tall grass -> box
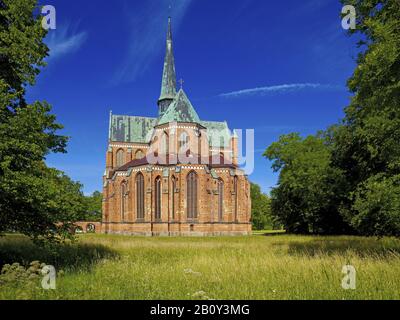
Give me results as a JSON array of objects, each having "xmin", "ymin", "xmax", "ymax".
[{"xmin": 1, "ymin": 233, "xmax": 400, "ymax": 300}]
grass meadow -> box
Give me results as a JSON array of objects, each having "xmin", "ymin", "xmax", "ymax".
[{"xmin": 1, "ymin": 232, "xmax": 400, "ymax": 300}]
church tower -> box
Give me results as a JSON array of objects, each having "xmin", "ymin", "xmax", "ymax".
[
  {"xmin": 158, "ymin": 17, "xmax": 177, "ymax": 117},
  {"xmin": 102, "ymin": 17, "xmax": 252, "ymax": 237}
]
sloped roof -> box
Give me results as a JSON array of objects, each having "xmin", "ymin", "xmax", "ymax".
[
  {"xmin": 109, "ymin": 115, "xmax": 157, "ymax": 143},
  {"xmin": 158, "ymin": 89, "xmax": 201, "ymax": 125},
  {"xmin": 201, "ymin": 120, "xmax": 232, "ymax": 148},
  {"xmin": 114, "ymin": 156, "xmax": 149, "ymax": 171},
  {"xmin": 108, "ymin": 18, "xmax": 234, "ymax": 148},
  {"xmin": 109, "ymin": 108, "xmax": 232, "ymax": 147},
  {"xmin": 159, "ymin": 17, "xmax": 177, "ymax": 102},
  {"xmin": 113, "ymin": 153, "xmax": 236, "ymax": 174}
]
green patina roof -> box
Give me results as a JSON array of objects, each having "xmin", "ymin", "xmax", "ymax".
[
  {"xmin": 158, "ymin": 89, "xmax": 201, "ymax": 125},
  {"xmin": 159, "ymin": 17, "xmax": 177, "ymax": 102},
  {"xmin": 108, "ymin": 18, "xmax": 233, "ymax": 148},
  {"xmin": 109, "ymin": 114, "xmax": 157, "ymax": 143},
  {"xmin": 162, "ymin": 168, "xmax": 169, "ymax": 177},
  {"xmin": 201, "ymin": 120, "xmax": 232, "ymax": 148},
  {"xmin": 109, "ymin": 104, "xmax": 232, "ymax": 147},
  {"xmin": 210, "ymin": 169, "xmax": 219, "ymax": 179}
]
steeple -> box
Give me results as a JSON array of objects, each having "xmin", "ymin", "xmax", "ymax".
[{"xmin": 158, "ymin": 17, "xmax": 177, "ymax": 117}]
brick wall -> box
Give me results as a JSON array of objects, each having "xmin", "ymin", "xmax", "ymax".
[{"xmin": 101, "ymin": 123, "xmax": 252, "ymax": 236}]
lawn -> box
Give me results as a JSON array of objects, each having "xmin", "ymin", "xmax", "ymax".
[{"xmin": 1, "ymin": 233, "xmax": 400, "ymax": 300}]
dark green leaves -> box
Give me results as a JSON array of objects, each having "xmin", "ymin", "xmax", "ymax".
[
  {"xmin": 265, "ymin": 1, "xmax": 400, "ymax": 236},
  {"xmin": 0, "ymin": 1, "xmax": 86, "ymax": 242}
]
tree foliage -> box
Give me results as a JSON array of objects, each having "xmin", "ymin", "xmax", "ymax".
[
  {"xmin": 264, "ymin": 0, "xmax": 400, "ymax": 236},
  {"xmin": 349, "ymin": 174, "xmax": 400, "ymax": 236},
  {"xmin": 0, "ymin": 0, "xmax": 48, "ymax": 108},
  {"xmin": 0, "ymin": 0, "xmax": 86, "ymax": 242},
  {"xmin": 250, "ymin": 183, "xmax": 272, "ymax": 230},
  {"xmin": 333, "ymin": 0, "xmax": 400, "ymax": 235},
  {"xmin": 81, "ymin": 191, "xmax": 103, "ymax": 222},
  {"xmin": 265, "ymin": 133, "xmax": 351, "ymax": 234}
]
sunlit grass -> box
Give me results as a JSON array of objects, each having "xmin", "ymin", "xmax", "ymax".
[{"xmin": 1, "ymin": 233, "xmax": 400, "ymax": 300}]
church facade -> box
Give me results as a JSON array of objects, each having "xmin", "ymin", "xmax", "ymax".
[{"xmin": 101, "ymin": 18, "xmax": 251, "ymax": 236}]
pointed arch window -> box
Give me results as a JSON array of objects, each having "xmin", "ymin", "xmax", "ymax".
[
  {"xmin": 152, "ymin": 136, "xmax": 159, "ymax": 158},
  {"xmin": 155, "ymin": 176, "xmax": 162, "ymax": 220},
  {"xmin": 136, "ymin": 173, "xmax": 145, "ymax": 220},
  {"xmin": 171, "ymin": 176, "xmax": 176, "ymax": 220},
  {"xmin": 135, "ymin": 149, "xmax": 144, "ymax": 160},
  {"xmin": 219, "ymin": 152, "xmax": 225, "ymax": 165},
  {"xmin": 234, "ymin": 176, "xmax": 238, "ymax": 221},
  {"xmin": 218, "ymin": 179, "xmax": 224, "ymax": 221},
  {"xmin": 162, "ymin": 132, "xmax": 169, "ymax": 164},
  {"xmin": 187, "ymin": 171, "xmax": 198, "ymax": 219},
  {"xmin": 220, "ymin": 136, "xmax": 226, "ymax": 148},
  {"xmin": 116, "ymin": 149, "xmax": 125, "ymax": 167},
  {"xmin": 179, "ymin": 132, "xmax": 189, "ymax": 150},
  {"xmin": 120, "ymin": 182, "xmax": 127, "ymax": 221}
]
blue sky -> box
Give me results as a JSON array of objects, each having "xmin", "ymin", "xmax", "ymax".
[{"xmin": 27, "ymin": 0, "xmax": 358, "ymax": 195}]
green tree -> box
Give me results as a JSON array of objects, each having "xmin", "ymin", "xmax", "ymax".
[
  {"xmin": 0, "ymin": 0, "xmax": 48, "ymax": 109},
  {"xmin": 264, "ymin": 133, "xmax": 351, "ymax": 234},
  {"xmin": 81, "ymin": 191, "xmax": 103, "ymax": 222},
  {"xmin": 350, "ymin": 174, "xmax": 400, "ymax": 236},
  {"xmin": 250, "ymin": 183, "xmax": 272, "ymax": 230},
  {"xmin": 0, "ymin": 0, "xmax": 86, "ymax": 242},
  {"xmin": 333, "ymin": 0, "xmax": 400, "ymax": 236},
  {"xmin": 264, "ymin": 1, "xmax": 400, "ymax": 236}
]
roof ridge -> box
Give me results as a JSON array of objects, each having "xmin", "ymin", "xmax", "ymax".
[{"xmin": 112, "ymin": 114, "xmax": 157, "ymax": 119}]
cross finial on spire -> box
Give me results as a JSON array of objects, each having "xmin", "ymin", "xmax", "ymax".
[
  {"xmin": 167, "ymin": 16, "xmax": 172, "ymax": 41},
  {"xmin": 179, "ymin": 78, "xmax": 184, "ymax": 90}
]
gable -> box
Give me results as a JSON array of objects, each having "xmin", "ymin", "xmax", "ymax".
[{"xmin": 201, "ymin": 120, "xmax": 232, "ymax": 148}]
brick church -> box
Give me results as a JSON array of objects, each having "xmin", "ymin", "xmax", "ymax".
[{"xmin": 101, "ymin": 18, "xmax": 251, "ymax": 236}]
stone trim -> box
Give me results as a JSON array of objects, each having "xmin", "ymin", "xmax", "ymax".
[
  {"xmin": 109, "ymin": 143, "xmax": 150, "ymax": 149},
  {"xmin": 114, "ymin": 164, "xmax": 217, "ymax": 176},
  {"xmin": 155, "ymin": 125, "xmax": 200, "ymax": 131},
  {"xmin": 210, "ymin": 149, "xmax": 233, "ymax": 153}
]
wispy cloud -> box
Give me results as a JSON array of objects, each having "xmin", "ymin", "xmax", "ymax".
[
  {"xmin": 219, "ymin": 83, "xmax": 344, "ymax": 98},
  {"xmin": 112, "ymin": 0, "xmax": 193, "ymax": 85},
  {"xmin": 255, "ymin": 125, "xmax": 320, "ymax": 133},
  {"xmin": 45, "ymin": 24, "xmax": 88, "ymax": 60}
]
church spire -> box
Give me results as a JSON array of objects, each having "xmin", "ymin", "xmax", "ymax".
[{"xmin": 158, "ymin": 17, "xmax": 177, "ymax": 117}]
